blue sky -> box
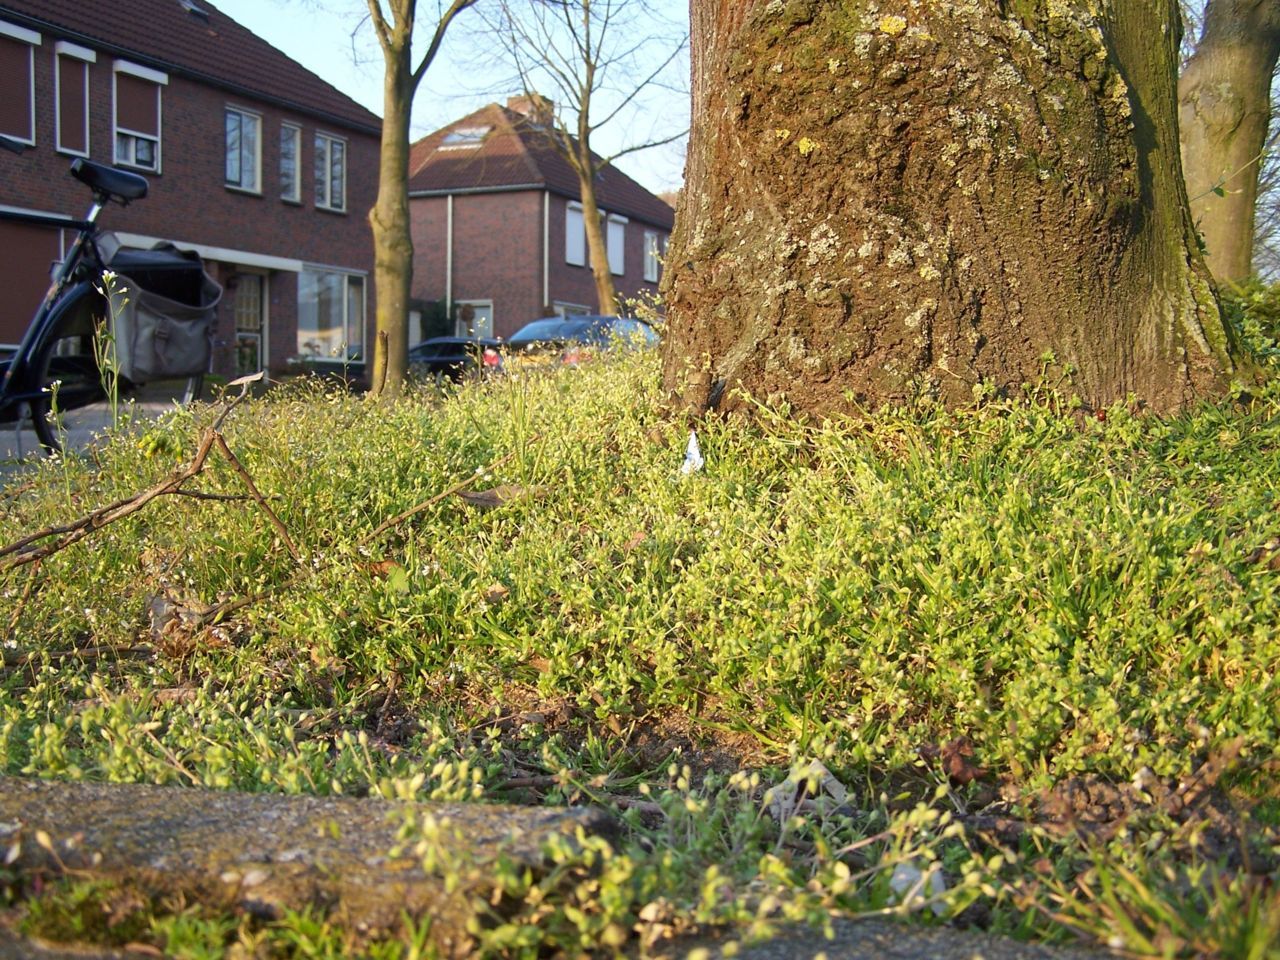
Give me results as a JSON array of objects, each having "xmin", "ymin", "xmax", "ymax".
[{"xmin": 212, "ymin": 0, "xmax": 689, "ymax": 194}]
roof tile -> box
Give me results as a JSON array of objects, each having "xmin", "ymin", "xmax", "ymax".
[
  {"xmin": 409, "ymin": 103, "xmax": 674, "ymax": 229},
  {"xmin": 0, "ymin": 0, "xmax": 379, "ymax": 132}
]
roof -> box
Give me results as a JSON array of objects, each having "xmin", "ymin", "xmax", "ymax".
[
  {"xmin": 408, "ymin": 103, "xmax": 675, "ymax": 230},
  {"xmin": 0, "ymin": 0, "xmax": 379, "ymax": 134}
]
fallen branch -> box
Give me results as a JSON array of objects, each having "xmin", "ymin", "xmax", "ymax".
[
  {"xmin": 213, "ymin": 434, "xmax": 302, "ymax": 564},
  {"xmin": 1, "ymin": 645, "xmax": 153, "ymax": 669},
  {"xmin": 2, "ymin": 377, "xmax": 538, "ymax": 636},
  {"xmin": 0, "ymin": 479, "xmax": 37, "ymax": 502},
  {"xmin": 0, "ymin": 429, "xmax": 220, "ymax": 571},
  {"xmin": 360, "ymin": 449, "xmax": 521, "ymax": 547},
  {"xmin": 193, "ymin": 444, "xmax": 531, "ymax": 626},
  {"xmin": 169, "ymin": 490, "xmax": 262, "ymax": 503},
  {"xmin": 5, "ymin": 559, "xmax": 40, "ymax": 634},
  {"xmin": 0, "ymin": 383, "xmax": 257, "ymax": 573}
]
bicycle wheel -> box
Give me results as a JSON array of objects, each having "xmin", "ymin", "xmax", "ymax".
[{"xmin": 28, "ymin": 284, "xmax": 110, "ymax": 452}]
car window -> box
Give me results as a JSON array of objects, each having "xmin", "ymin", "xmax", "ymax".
[{"xmin": 510, "ymin": 319, "xmax": 571, "ymax": 342}]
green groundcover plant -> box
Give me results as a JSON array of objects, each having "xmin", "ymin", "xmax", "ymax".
[{"xmin": 1, "ymin": 303, "xmax": 1278, "ymax": 958}]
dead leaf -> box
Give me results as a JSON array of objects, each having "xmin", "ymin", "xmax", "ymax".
[
  {"xmin": 153, "ymin": 687, "xmax": 198, "ymax": 705},
  {"xmin": 646, "ymin": 427, "xmax": 669, "ymax": 447},
  {"xmin": 623, "ymin": 530, "xmax": 647, "ymax": 552},
  {"xmin": 924, "ymin": 737, "xmax": 988, "ymax": 785},
  {"xmin": 456, "ymin": 484, "xmax": 545, "ymax": 510},
  {"xmin": 483, "ymin": 583, "xmax": 510, "ymax": 604},
  {"xmin": 364, "ymin": 559, "xmax": 402, "ymax": 579}
]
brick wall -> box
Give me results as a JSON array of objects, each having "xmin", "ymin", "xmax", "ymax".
[
  {"xmin": 410, "ymin": 189, "xmax": 668, "ymax": 342},
  {"xmin": 0, "ymin": 34, "xmax": 378, "ymax": 377}
]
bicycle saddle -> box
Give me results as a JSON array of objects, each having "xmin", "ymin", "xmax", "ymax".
[{"xmin": 70, "ymin": 158, "xmax": 148, "ymax": 202}]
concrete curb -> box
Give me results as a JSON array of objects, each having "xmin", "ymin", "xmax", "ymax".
[{"xmin": 0, "ymin": 776, "xmax": 614, "ymax": 956}]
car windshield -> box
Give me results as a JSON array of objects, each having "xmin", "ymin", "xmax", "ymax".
[{"xmin": 509, "ymin": 318, "xmax": 601, "ymax": 345}]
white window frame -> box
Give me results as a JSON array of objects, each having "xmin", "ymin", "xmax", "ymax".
[
  {"xmin": 280, "ymin": 121, "xmax": 301, "ymax": 202},
  {"xmin": 553, "ymin": 301, "xmax": 592, "ymax": 317},
  {"xmin": 643, "ymin": 230, "xmax": 662, "ymax": 283},
  {"xmin": 439, "ymin": 125, "xmax": 491, "ymax": 150},
  {"xmin": 297, "ymin": 267, "xmax": 366, "ymax": 359},
  {"xmin": 565, "ymin": 202, "xmax": 585, "ymax": 267},
  {"xmin": 0, "ymin": 20, "xmax": 40, "ymax": 147},
  {"xmin": 607, "ymin": 213, "xmax": 627, "ymax": 276},
  {"xmin": 315, "ymin": 131, "xmax": 347, "ymax": 213},
  {"xmin": 112, "ymin": 59, "xmax": 167, "ymax": 173},
  {"xmin": 224, "ymin": 105, "xmax": 262, "ymax": 194},
  {"xmin": 54, "ymin": 41, "xmax": 95, "ymax": 157}
]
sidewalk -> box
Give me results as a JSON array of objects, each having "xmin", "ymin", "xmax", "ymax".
[{"xmin": 1, "ymin": 382, "xmax": 195, "ymax": 469}]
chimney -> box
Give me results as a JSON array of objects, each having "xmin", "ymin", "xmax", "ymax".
[{"xmin": 506, "ymin": 93, "xmax": 554, "ymax": 126}]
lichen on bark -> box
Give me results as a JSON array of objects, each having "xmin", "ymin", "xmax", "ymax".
[{"xmin": 662, "ymin": 0, "xmax": 1241, "ymax": 417}]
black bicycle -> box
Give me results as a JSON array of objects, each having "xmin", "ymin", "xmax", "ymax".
[{"xmin": 1, "ymin": 140, "xmax": 217, "ymax": 453}]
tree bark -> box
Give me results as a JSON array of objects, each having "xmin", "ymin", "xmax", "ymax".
[
  {"xmin": 369, "ymin": 40, "xmax": 415, "ymax": 397},
  {"xmin": 662, "ymin": 0, "xmax": 1243, "ymax": 417},
  {"xmin": 366, "ymin": 0, "xmax": 472, "ymax": 396},
  {"xmin": 579, "ymin": 169, "xmax": 621, "ymax": 315},
  {"xmin": 1179, "ymin": 0, "xmax": 1280, "ymax": 285}
]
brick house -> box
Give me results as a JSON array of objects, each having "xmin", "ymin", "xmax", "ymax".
[
  {"xmin": 407, "ymin": 97, "xmax": 676, "ymax": 340},
  {"xmin": 0, "ymin": 0, "xmax": 379, "ymax": 379}
]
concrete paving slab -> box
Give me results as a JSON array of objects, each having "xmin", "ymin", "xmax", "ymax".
[
  {"xmin": 0, "ymin": 776, "xmax": 614, "ymax": 957},
  {"xmin": 661, "ymin": 916, "xmax": 1110, "ymax": 960}
]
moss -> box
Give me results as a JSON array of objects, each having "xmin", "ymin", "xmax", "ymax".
[{"xmin": 20, "ymin": 879, "xmax": 156, "ymax": 946}]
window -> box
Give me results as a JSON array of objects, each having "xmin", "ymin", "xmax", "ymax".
[
  {"xmin": 113, "ymin": 60, "xmax": 167, "ymax": 171},
  {"xmin": 280, "ymin": 122, "xmax": 301, "ymax": 202},
  {"xmin": 644, "ymin": 231, "xmax": 662, "ymax": 283},
  {"xmin": 297, "ymin": 269, "xmax": 363, "ymax": 359},
  {"xmin": 607, "ymin": 214, "xmax": 627, "ymax": 276},
  {"xmin": 440, "ymin": 125, "xmax": 491, "ymax": 149},
  {"xmin": 566, "ymin": 202, "xmax": 585, "ymax": 266},
  {"xmin": 0, "ymin": 21, "xmax": 40, "ymax": 146},
  {"xmin": 55, "ymin": 42, "xmax": 95, "ymax": 156},
  {"xmin": 315, "ymin": 132, "xmax": 346, "ymax": 212},
  {"xmin": 225, "ymin": 107, "xmax": 261, "ymax": 192},
  {"xmin": 454, "ymin": 300, "xmax": 494, "ymax": 337}
]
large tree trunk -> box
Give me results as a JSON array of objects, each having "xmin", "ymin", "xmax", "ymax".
[
  {"xmin": 662, "ymin": 0, "xmax": 1243, "ymax": 417},
  {"xmin": 368, "ymin": 53, "xmax": 414, "ymax": 397},
  {"xmin": 1179, "ymin": 0, "xmax": 1280, "ymax": 285}
]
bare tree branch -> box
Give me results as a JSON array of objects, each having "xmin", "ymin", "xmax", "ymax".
[
  {"xmin": 412, "ymin": 0, "xmax": 479, "ymax": 91},
  {"xmin": 473, "ymin": 0, "xmax": 688, "ymax": 313}
]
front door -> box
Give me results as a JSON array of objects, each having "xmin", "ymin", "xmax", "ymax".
[{"xmin": 233, "ymin": 273, "xmax": 266, "ymax": 375}]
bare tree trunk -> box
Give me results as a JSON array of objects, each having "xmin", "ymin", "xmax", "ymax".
[
  {"xmin": 366, "ymin": 0, "xmax": 473, "ymax": 396},
  {"xmin": 368, "ymin": 50, "xmax": 414, "ymax": 397},
  {"xmin": 1179, "ymin": 0, "xmax": 1280, "ymax": 284},
  {"xmin": 578, "ymin": 172, "xmax": 620, "ymax": 315},
  {"xmin": 662, "ymin": 0, "xmax": 1243, "ymax": 417}
]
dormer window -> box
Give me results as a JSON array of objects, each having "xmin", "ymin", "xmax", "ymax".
[{"xmin": 440, "ymin": 125, "xmax": 491, "ymax": 150}]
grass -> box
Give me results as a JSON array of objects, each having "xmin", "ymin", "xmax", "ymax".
[{"xmin": 1, "ymin": 321, "xmax": 1279, "ymax": 957}]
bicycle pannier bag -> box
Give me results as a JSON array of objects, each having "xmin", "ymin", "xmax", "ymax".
[{"xmin": 106, "ymin": 241, "xmax": 221, "ymax": 383}]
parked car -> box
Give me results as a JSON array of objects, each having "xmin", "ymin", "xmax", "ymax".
[
  {"xmin": 504, "ymin": 315, "xmax": 659, "ymax": 368},
  {"xmin": 409, "ymin": 336, "xmax": 503, "ymax": 382}
]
